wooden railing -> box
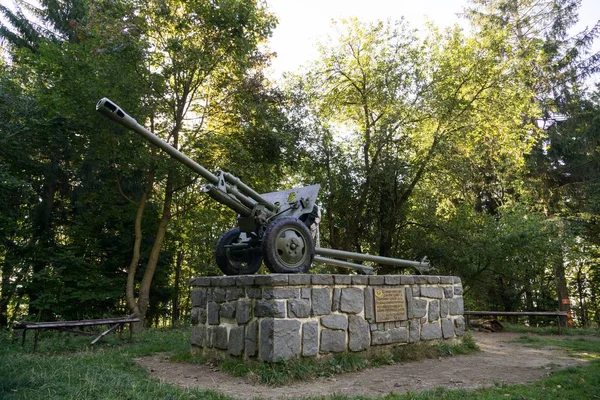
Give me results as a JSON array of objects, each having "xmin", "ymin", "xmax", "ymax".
[{"xmin": 463, "ymin": 311, "xmax": 569, "ymax": 334}]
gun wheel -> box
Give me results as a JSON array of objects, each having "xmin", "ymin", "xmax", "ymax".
[
  {"xmin": 262, "ymin": 217, "xmax": 314, "ymax": 274},
  {"xmin": 215, "ymin": 228, "xmax": 262, "ymax": 275}
]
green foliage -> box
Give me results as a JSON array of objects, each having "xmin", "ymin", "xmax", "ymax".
[{"xmin": 1, "ymin": 0, "xmax": 600, "ymax": 330}]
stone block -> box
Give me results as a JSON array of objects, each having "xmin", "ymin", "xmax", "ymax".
[
  {"xmin": 302, "ymin": 321, "xmax": 319, "ymax": 357},
  {"xmin": 220, "ymin": 302, "xmax": 236, "ymax": 319},
  {"xmin": 454, "ymin": 286, "xmax": 463, "ymax": 296},
  {"xmin": 400, "ymin": 276, "xmax": 415, "ymax": 285},
  {"xmin": 301, "ymin": 288, "xmax": 311, "ymax": 299},
  {"xmin": 421, "ymin": 323, "xmax": 442, "ymax": 340},
  {"xmin": 371, "ymin": 330, "xmax": 391, "ymax": 345},
  {"xmin": 215, "ymin": 277, "xmax": 235, "ymax": 287},
  {"xmin": 206, "ymin": 326, "xmax": 217, "ymax": 348},
  {"xmin": 409, "ymin": 298, "xmax": 427, "ymax": 319},
  {"xmin": 254, "ymin": 274, "xmax": 289, "ymax": 286},
  {"xmin": 348, "ymin": 315, "xmax": 370, "ymax": 352},
  {"xmin": 443, "ymin": 287, "xmax": 454, "ymax": 299},
  {"xmin": 190, "ymin": 277, "xmax": 211, "ymax": 287},
  {"xmin": 263, "ymin": 288, "xmax": 299, "ymax": 300},
  {"xmin": 332, "ymin": 288, "xmax": 341, "ymax": 311},
  {"xmin": 454, "ymin": 316, "xmax": 466, "ymax": 336},
  {"xmin": 228, "ymin": 326, "xmax": 245, "ymax": 356},
  {"xmin": 320, "ymin": 329, "xmax": 347, "ymax": 353},
  {"xmin": 427, "ymin": 276, "xmax": 440, "ymax": 284},
  {"xmin": 409, "ymin": 320, "xmax": 420, "ymax": 343},
  {"xmin": 246, "ymin": 287, "xmax": 261, "ymax": 299},
  {"xmin": 441, "ymin": 318, "xmax": 455, "ymax": 339},
  {"xmin": 420, "ymin": 287, "xmax": 443, "ymax": 299},
  {"xmin": 390, "ymin": 327, "xmax": 408, "ymax": 344},
  {"xmin": 334, "ymin": 275, "xmax": 352, "ymax": 285},
  {"xmin": 245, "ymin": 321, "xmax": 258, "ymax": 357},
  {"xmin": 208, "ymin": 302, "xmax": 219, "ymax": 325},
  {"xmin": 340, "ymin": 288, "xmax": 364, "ymax": 314},
  {"xmin": 191, "ymin": 289, "xmax": 207, "ymax": 308},
  {"xmin": 412, "ymin": 287, "xmax": 420, "ymax": 297},
  {"xmin": 190, "ymin": 307, "xmax": 206, "ymax": 325},
  {"xmin": 440, "ymin": 276, "xmax": 453, "ymax": 284},
  {"xmin": 453, "ymin": 276, "xmax": 462, "ymax": 284},
  {"xmin": 226, "ymin": 288, "xmax": 244, "ymax": 301},
  {"xmin": 288, "ymin": 299, "xmax": 311, "ymax": 318},
  {"xmin": 312, "ymin": 275, "xmax": 334, "ymax": 285},
  {"xmin": 440, "ymin": 299, "xmax": 450, "ymax": 318},
  {"xmin": 235, "ymin": 275, "xmax": 255, "ymax": 286},
  {"xmin": 311, "ymin": 288, "xmax": 331, "ymax": 316},
  {"xmin": 428, "ymin": 300, "xmax": 440, "ymax": 322},
  {"xmin": 414, "ymin": 275, "xmax": 429, "ymax": 284},
  {"xmin": 364, "ymin": 288, "xmax": 374, "ymax": 321},
  {"xmin": 321, "ymin": 314, "xmax": 348, "ymax": 330},
  {"xmin": 191, "ymin": 326, "xmax": 205, "ymax": 347},
  {"xmin": 255, "ymin": 300, "xmax": 286, "ymax": 318},
  {"xmin": 213, "ymin": 287, "xmax": 227, "ymax": 303},
  {"xmin": 289, "ymin": 274, "xmax": 311, "ymax": 286},
  {"xmin": 384, "ymin": 275, "xmax": 401, "ymax": 285},
  {"xmin": 405, "ymin": 286, "xmax": 413, "ymax": 310},
  {"xmin": 236, "ymin": 299, "xmax": 252, "ymax": 324},
  {"xmin": 260, "ymin": 319, "xmax": 301, "ymax": 362},
  {"xmin": 352, "ymin": 275, "xmax": 369, "ymax": 285},
  {"xmin": 449, "ymin": 297, "xmax": 464, "ymax": 315},
  {"xmin": 215, "ymin": 326, "xmax": 228, "ymax": 350},
  {"xmin": 369, "ymin": 276, "xmax": 384, "ymax": 285}
]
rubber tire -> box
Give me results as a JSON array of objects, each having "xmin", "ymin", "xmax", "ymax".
[
  {"xmin": 215, "ymin": 228, "xmax": 262, "ymax": 275},
  {"xmin": 261, "ymin": 217, "xmax": 314, "ymax": 274}
]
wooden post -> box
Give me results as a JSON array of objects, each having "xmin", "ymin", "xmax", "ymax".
[{"xmin": 33, "ymin": 330, "xmax": 39, "ymax": 352}]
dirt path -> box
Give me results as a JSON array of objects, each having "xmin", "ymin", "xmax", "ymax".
[{"xmin": 135, "ymin": 332, "xmax": 589, "ymax": 399}]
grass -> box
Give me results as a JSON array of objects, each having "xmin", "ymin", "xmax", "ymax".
[
  {"xmin": 172, "ymin": 334, "xmax": 480, "ymax": 387},
  {"xmin": 2, "ymin": 325, "xmax": 599, "ymax": 400},
  {"xmin": 502, "ymin": 322, "xmax": 600, "ymax": 336},
  {"xmin": 306, "ymin": 331, "xmax": 600, "ymax": 400},
  {"xmin": 0, "ymin": 328, "xmax": 230, "ymax": 399}
]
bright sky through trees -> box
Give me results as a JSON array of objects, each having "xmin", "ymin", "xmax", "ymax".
[{"xmin": 265, "ymin": 0, "xmax": 600, "ymax": 81}]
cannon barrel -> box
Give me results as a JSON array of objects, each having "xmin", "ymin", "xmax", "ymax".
[
  {"xmin": 96, "ymin": 98, "xmax": 278, "ymax": 214},
  {"xmin": 97, "ymin": 98, "xmax": 219, "ymax": 185},
  {"xmin": 314, "ymin": 247, "xmax": 431, "ymax": 273}
]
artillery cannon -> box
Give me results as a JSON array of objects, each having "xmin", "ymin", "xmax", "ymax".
[{"xmin": 97, "ymin": 98, "xmax": 431, "ymax": 276}]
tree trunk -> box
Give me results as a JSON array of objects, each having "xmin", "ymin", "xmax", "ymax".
[
  {"xmin": 137, "ymin": 169, "xmax": 174, "ymax": 326},
  {"xmin": 126, "ymin": 192, "xmax": 147, "ymax": 322},
  {"xmin": 172, "ymin": 250, "xmax": 183, "ymax": 327},
  {"xmin": 0, "ymin": 247, "xmax": 10, "ymax": 328},
  {"xmin": 553, "ymin": 256, "xmax": 570, "ymax": 327}
]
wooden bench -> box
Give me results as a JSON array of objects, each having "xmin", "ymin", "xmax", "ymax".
[
  {"xmin": 14, "ymin": 314, "xmax": 140, "ymax": 351},
  {"xmin": 463, "ymin": 311, "xmax": 569, "ymax": 334}
]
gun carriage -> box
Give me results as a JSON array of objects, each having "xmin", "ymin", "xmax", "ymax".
[{"xmin": 97, "ymin": 98, "xmax": 430, "ymax": 276}]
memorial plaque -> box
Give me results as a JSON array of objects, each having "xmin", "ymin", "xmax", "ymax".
[{"xmin": 374, "ymin": 288, "xmax": 407, "ymax": 322}]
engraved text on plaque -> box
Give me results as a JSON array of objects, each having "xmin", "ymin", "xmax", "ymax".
[{"xmin": 374, "ymin": 288, "xmax": 407, "ymax": 322}]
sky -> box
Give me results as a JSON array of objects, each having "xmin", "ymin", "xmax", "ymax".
[{"xmin": 264, "ymin": 0, "xmax": 600, "ymax": 81}]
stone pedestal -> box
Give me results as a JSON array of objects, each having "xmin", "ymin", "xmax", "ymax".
[{"xmin": 189, "ymin": 274, "xmax": 465, "ymax": 362}]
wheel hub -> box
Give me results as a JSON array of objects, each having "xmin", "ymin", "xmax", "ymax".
[{"xmin": 276, "ymin": 229, "xmax": 306, "ymax": 266}]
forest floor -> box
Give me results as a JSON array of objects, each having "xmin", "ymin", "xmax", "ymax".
[{"xmin": 135, "ymin": 331, "xmax": 593, "ymax": 399}]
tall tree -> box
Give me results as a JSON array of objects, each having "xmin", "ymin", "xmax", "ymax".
[
  {"xmin": 466, "ymin": 0, "xmax": 600, "ymax": 324},
  {"xmin": 292, "ymin": 19, "xmax": 538, "ymax": 274},
  {"xmin": 116, "ymin": 0, "xmax": 278, "ymax": 327}
]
